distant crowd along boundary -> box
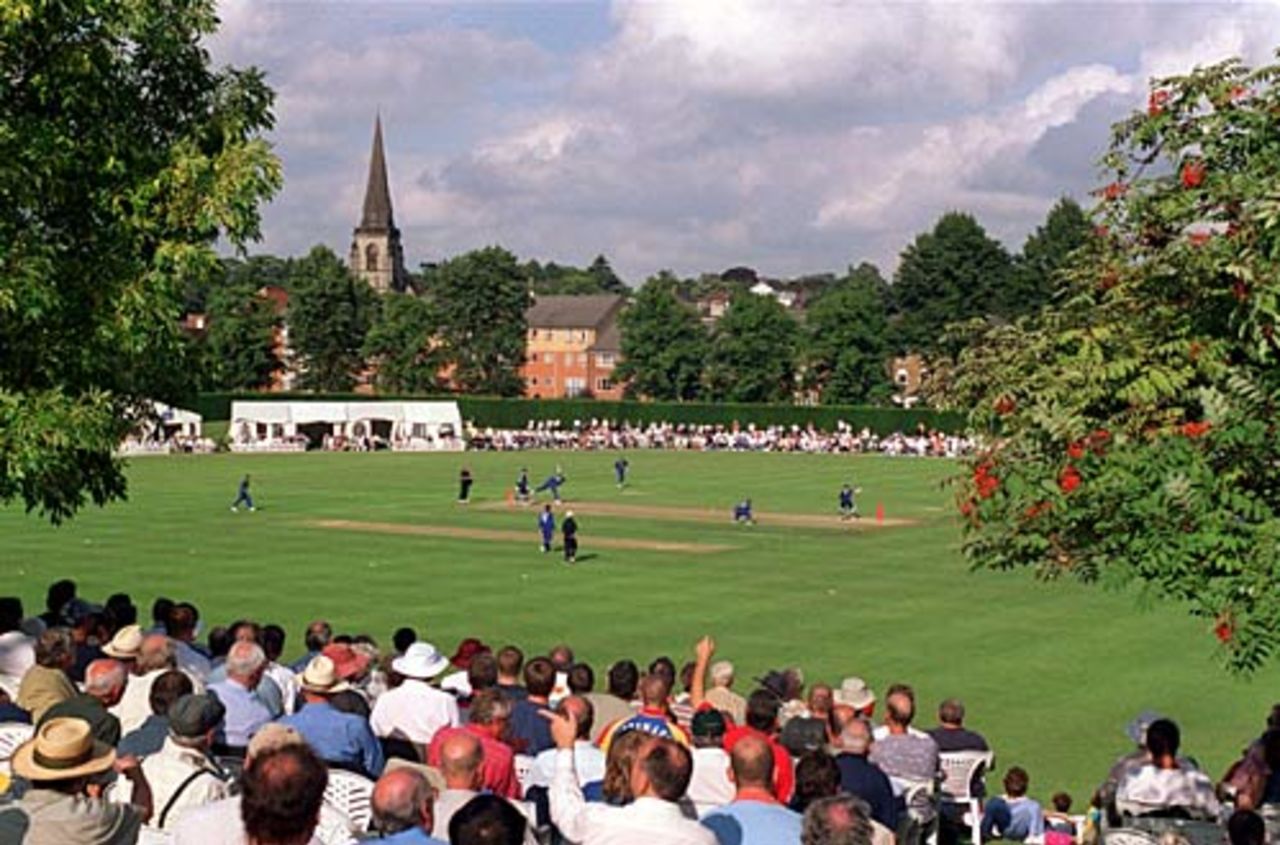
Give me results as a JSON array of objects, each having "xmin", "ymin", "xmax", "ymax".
[{"xmin": 194, "ymin": 393, "xmax": 965, "ymax": 436}]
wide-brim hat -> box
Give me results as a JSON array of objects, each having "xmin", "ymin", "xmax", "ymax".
[
  {"xmin": 833, "ymin": 677, "xmax": 876, "ymax": 710},
  {"xmin": 299, "ymin": 655, "xmax": 352, "ymax": 695},
  {"xmin": 392, "ymin": 642, "xmax": 450, "ymax": 680},
  {"xmin": 103, "ymin": 624, "xmax": 144, "ymax": 660},
  {"xmin": 321, "ymin": 643, "xmax": 371, "ymax": 681},
  {"xmin": 12, "ymin": 718, "xmax": 116, "ymax": 781},
  {"xmin": 450, "ymin": 638, "xmax": 490, "ymax": 670}
]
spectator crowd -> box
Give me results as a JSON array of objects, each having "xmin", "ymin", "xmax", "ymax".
[{"xmin": 0, "ymin": 580, "xmax": 1275, "ymax": 845}]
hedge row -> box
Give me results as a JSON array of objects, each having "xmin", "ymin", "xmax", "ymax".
[{"xmin": 194, "ymin": 392, "xmax": 965, "ymax": 435}]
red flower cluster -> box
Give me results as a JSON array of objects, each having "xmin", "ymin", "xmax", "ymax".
[
  {"xmin": 1058, "ymin": 465, "xmax": 1082, "ymax": 494},
  {"xmin": 1099, "ymin": 270, "xmax": 1119, "ymax": 291},
  {"xmin": 1181, "ymin": 161, "xmax": 1206, "ymax": 189},
  {"xmin": 973, "ymin": 462, "xmax": 999, "ymax": 499},
  {"xmin": 1102, "ymin": 182, "xmax": 1128, "ymax": 201},
  {"xmin": 1234, "ymin": 281, "xmax": 1249, "ymax": 302},
  {"xmin": 1182, "ymin": 421, "xmax": 1212, "ymax": 438},
  {"xmin": 1230, "ymin": 85, "xmax": 1250, "ymax": 103},
  {"xmin": 1093, "ymin": 224, "xmax": 1110, "ymax": 239},
  {"xmin": 1023, "ymin": 500, "xmax": 1052, "ymax": 520},
  {"xmin": 1067, "ymin": 440, "xmax": 1086, "ymax": 460},
  {"xmin": 1188, "ymin": 231, "xmax": 1211, "ymax": 247},
  {"xmin": 1215, "ymin": 619, "xmax": 1234, "ymax": 644},
  {"xmin": 1148, "ymin": 89, "xmax": 1171, "ymax": 116},
  {"xmin": 993, "ymin": 395, "xmax": 1016, "ymax": 416}
]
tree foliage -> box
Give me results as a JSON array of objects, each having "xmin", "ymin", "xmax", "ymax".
[
  {"xmin": 1010, "ymin": 197, "xmax": 1093, "ymax": 315},
  {"xmin": 288, "ymin": 246, "xmax": 378, "ymax": 391},
  {"xmin": 203, "ymin": 277, "xmax": 282, "ymax": 391},
  {"xmin": 706, "ymin": 292, "xmax": 800, "ymax": 403},
  {"xmin": 805, "ymin": 264, "xmax": 891, "ymax": 404},
  {"xmin": 431, "ymin": 246, "xmax": 529, "ymax": 396},
  {"xmin": 616, "ymin": 272, "xmax": 708, "ymax": 401},
  {"xmin": 0, "ymin": 0, "xmax": 281, "ymax": 521},
  {"xmin": 363, "ymin": 293, "xmax": 446, "ymax": 394},
  {"xmin": 940, "ymin": 54, "xmax": 1280, "ymax": 672}
]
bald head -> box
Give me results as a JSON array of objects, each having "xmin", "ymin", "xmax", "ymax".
[
  {"xmin": 840, "ymin": 718, "xmax": 872, "ymax": 755},
  {"xmin": 730, "ymin": 734, "xmax": 774, "ymax": 790},
  {"xmin": 372, "ymin": 768, "xmax": 434, "ymax": 836},
  {"xmin": 638, "ymin": 674, "xmax": 670, "ymax": 708},
  {"xmin": 439, "ymin": 730, "xmax": 484, "ymax": 789},
  {"xmin": 886, "ymin": 690, "xmax": 914, "ymax": 728},
  {"xmin": 85, "ymin": 658, "xmax": 127, "ymax": 706},
  {"xmin": 138, "ymin": 634, "xmax": 175, "ymax": 673},
  {"xmin": 558, "ymin": 695, "xmax": 594, "ymax": 741}
]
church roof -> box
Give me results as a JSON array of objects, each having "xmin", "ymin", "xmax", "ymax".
[{"xmin": 358, "ymin": 116, "xmax": 396, "ymax": 231}]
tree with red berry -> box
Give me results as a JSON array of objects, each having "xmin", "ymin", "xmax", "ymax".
[{"xmin": 938, "ymin": 54, "xmax": 1280, "ymax": 672}]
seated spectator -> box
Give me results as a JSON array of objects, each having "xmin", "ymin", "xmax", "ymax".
[
  {"xmin": 239, "ymin": 743, "xmax": 329, "ymax": 845},
  {"xmin": 546, "ymin": 705, "xmax": 716, "ymax": 844},
  {"xmin": 510, "ymin": 657, "xmax": 557, "ymax": 755},
  {"xmin": 703, "ymin": 734, "xmax": 803, "ymax": 844},
  {"xmin": 37, "ymin": 579, "xmax": 77, "ymax": 629},
  {"xmin": 393, "ymin": 627, "xmax": 417, "ymax": 657},
  {"xmin": 282, "ymin": 654, "xmax": 385, "ymax": 777},
  {"xmin": 834, "ymin": 718, "xmax": 898, "ymax": 832},
  {"xmin": 16, "ymin": 627, "xmax": 77, "ymax": 721},
  {"xmin": 872, "ymin": 683, "xmax": 929, "ymax": 740},
  {"xmin": 1223, "ymin": 706, "xmax": 1280, "ymax": 810},
  {"xmin": 106, "ymin": 593, "xmax": 138, "ymax": 628},
  {"xmin": 141, "ymin": 693, "xmax": 232, "ymax": 830},
  {"xmin": 928, "ymin": 698, "xmax": 990, "ymax": 753},
  {"xmin": 288, "ymin": 619, "xmax": 333, "ymax": 672},
  {"xmin": 1045, "ymin": 792, "xmax": 1075, "ymax": 835},
  {"xmin": 833, "ymin": 677, "xmax": 876, "ymax": 720},
  {"xmin": 550, "ymin": 644, "xmax": 576, "ymax": 704},
  {"xmin": 671, "ymin": 662, "xmax": 698, "ymax": 728},
  {"xmin": 0, "ymin": 716, "xmax": 154, "ymax": 842},
  {"xmin": 802, "ymin": 795, "xmax": 877, "ymax": 845},
  {"xmin": 167, "ymin": 602, "xmax": 212, "ymax": 680},
  {"xmin": 808, "ymin": 684, "xmax": 834, "ymax": 726},
  {"xmin": 111, "ymin": 633, "xmax": 184, "ymax": 734},
  {"xmin": 428, "ymin": 688, "xmax": 519, "ymax": 798},
  {"xmin": 792, "ymin": 752, "xmax": 842, "ymax": 814},
  {"xmin": 0, "ymin": 689, "xmax": 29, "ymax": 724},
  {"xmin": 598, "ymin": 673, "xmax": 691, "ymax": 752},
  {"xmin": 442, "ymin": 637, "xmax": 491, "ymax": 700},
  {"xmin": 706, "ymin": 660, "xmax": 747, "ymax": 726},
  {"xmin": 723, "ymin": 690, "xmax": 795, "ymax": 804},
  {"xmin": 532, "ymin": 695, "xmax": 605, "ymax": 789},
  {"xmin": 450, "ymin": 794, "xmax": 530, "ymax": 845},
  {"xmin": 207, "ymin": 641, "xmax": 273, "ymax": 752},
  {"xmin": 371, "ymin": 766, "xmax": 447, "ymax": 844},
  {"xmin": 868, "ymin": 687, "xmax": 939, "ymax": 808},
  {"xmin": 568, "ymin": 663, "xmax": 595, "ymax": 696},
  {"xmin": 0, "ymin": 597, "xmax": 35, "ymax": 694},
  {"xmin": 981, "ymin": 766, "xmax": 1045, "ymax": 842},
  {"xmin": 148, "ymin": 597, "xmax": 174, "ymax": 635},
  {"xmin": 1116, "ymin": 719, "xmax": 1220, "ymax": 820},
  {"xmin": 1228, "ymin": 810, "xmax": 1265, "ymax": 845},
  {"xmin": 39, "ymin": 657, "xmax": 126, "ymax": 745},
  {"xmin": 688, "ymin": 709, "xmax": 735, "ymax": 817},
  {"xmin": 584, "ymin": 659, "xmax": 639, "ymax": 743},
  {"xmin": 102, "ymin": 623, "xmax": 143, "ymax": 673},
  {"xmin": 432, "ymin": 729, "xmax": 537, "ymax": 844},
  {"xmin": 372, "ymin": 641, "xmax": 458, "ymax": 746},
  {"xmin": 496, "ymin": 645, "xmax": 528, "ymax": 702},
  {"xmin": 324, "ymin": 640, "xmax": 376, "ymax": 717},
  {"xmin": 260, "ymin": 624, "xmax": 298, "ymax": 717},
  {"xmin": 119, "ymin": 669, "xmax": 194, "ymax": 758},
  {"xmin": 458, "ymin": 652, "xmax": 500, "ymax": 715}
]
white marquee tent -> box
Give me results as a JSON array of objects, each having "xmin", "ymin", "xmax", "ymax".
[{"xmin": 229, "ymin": 400, "xmax": 464, "ymax": 452}]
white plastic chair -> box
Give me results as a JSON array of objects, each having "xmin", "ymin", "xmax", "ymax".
[
  {"xmin": 895, "ymin": 777, "xmax": 940, "ymax": 845},
  {"xmin": 1105, "ymin": 829, "xmax": 1161, "ymax": 845},
  {"xmin": 0, "ymin": 723, "xmax": 34, "ymax": 778},
  {"xmin": 939, "ymin": 750, "xmax": 994, "ymax": 845},
  {"xmin": 323, "ymin": 769, "xmax": 374, "ymax": 835},
  {"xmin": 137, "ymin": 829, "xmax": 175, "ymax": 845},
  {"xmin": 513, "ymin": 753, "xmax": 536, "ymax": 795}
]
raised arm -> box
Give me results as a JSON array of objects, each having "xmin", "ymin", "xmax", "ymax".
[{"xmin": 690, "ymin": 635, "xmax": 715, "ymax": 709}]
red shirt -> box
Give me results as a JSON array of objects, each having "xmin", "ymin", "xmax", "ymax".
[
  {"xmin": 427, "ymin": 724, "xmax": 520, "ymax": 799},
  {"xmin": 722, "ymin": 725, "xmax": 794, "ymax": 804}
]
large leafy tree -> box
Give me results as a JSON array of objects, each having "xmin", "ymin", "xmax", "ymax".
[
  {"xmin": 616, "ymin": 272, "xmax": 708, "ymax": 401},
  {"xmin": 288, "ymin": 246, "xmax": 378, "ymax": 391},
  {"xmin": 1, "ymin": 1, "xmax": 280, "ymax": 521},
  {"xmin": 203, "ymin": 277, "xmax": 282, "ymax": 391},
  {"xmin": 942, "ymin": 55, "xmax": 1280, "ymax": 672},
  {"xmin": 363, "ymin": 293, "xmax": 446, "ymax": 394},
  {"xmin": 890, "ymin": 212, "xmax": 1015, "ymax": 354},
  {"xmin": 431, "ymin": 246, "xmax": 529, "ymax": 396},
  {"xmin": 1008, "ymin": 197, "xmax": 1093, "ymax": 315},
  {"xmin": 706, "ymin": 291, "xmax": 800, "ymax": 403},
  {"xmin": 805, "ymin": 264, "xmax": 891, "ymax": 404},
  {"xmin": 587, "ymin": 254, "xmax": 627, "ymax": 293}
]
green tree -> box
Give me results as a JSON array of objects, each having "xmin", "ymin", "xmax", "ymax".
[
  {"xmin": 204, "ymin": 278, "xmax": 282, "ymax": 391},
  {"xmin": 890, "ymin": 212, "xmax": 1014, "ymax": 354},
  {"xmin": 941, "ymin": 56, "xmax": 1280, "ymax": 672},
  {"xmin": 1008, "ymin": 197, "xmax": 1093, "ymax": 315},
  {"xmin": 587, "ymin": 254, "xmax": 627, "ymax": 293},
  {"xmin": 706, "ymin": 292, "xmax": 800, "ymax": 403},
  {"xmin": 363, "ymin": 293, "xmax": 446, "ymax": 394},
  {"xmin": 432, "ymin": 246, "xmax": 529, "ymax": 395},
  {"xmin": 288, "ymin": 246, "xmax": 378, "ymax": 391},
  {"xmin": 616, "ymin": 272, "xmax": 708, "ymax": 400},
  {"xmin": 805, "ymin": 265, "xmax": 891, "ymax": 404},
  {"xmin": 0, "ymin": 0, "xmax": 280, "ymax": 521}
]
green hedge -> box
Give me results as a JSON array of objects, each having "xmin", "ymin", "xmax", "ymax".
[{"xmin": 195, "ymin": 392, "xmax": 965, "ymax": 435}]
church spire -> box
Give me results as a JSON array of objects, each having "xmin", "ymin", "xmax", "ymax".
[{"xmin": 359, "ymin": 114, "xmax": 395, "ymax": 231}]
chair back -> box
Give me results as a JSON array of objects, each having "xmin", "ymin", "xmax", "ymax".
[
  {"xmin": 1124, "ymin": 816, "xmax": 1224, "ymax": 845},
  {"xmin": 1105, "ymin": 829, "xmax": 1161, "ymax": 845},
  {"xmin": 323, "ymin": 769, "xmax": 374, "ymax": 834},
  {"xmin": 938, "ymin": 750, "xmax": 993, "ymax": 802}
]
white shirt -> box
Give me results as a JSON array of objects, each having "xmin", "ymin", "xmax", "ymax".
[
  {"xmin": 687, "ymin": 747, "xmax": 734, "ymax": 817},
  {"xmin": 532, "ymin": 740, "xmax": 606, "ymax": 788},
  {"xmin": 263, "ymin": 661, "xmax": 298, "ymax": 715},
  {"xmin": 550, "ymin": 748, "xmax": 716, "ymax": 845},
  {"xmin": 370, "ymin": 678, "xmax": 459, "ymax": 744},
  {"xmin": 170, "ymin": 794, "xmax": 344, "ymax": 845},
  {"xmin": 1116, "ymin": 764, "xmax": 1221, "ymax": 820},
  {"xmin": 111, "ymin": 668, "xmax": 205, "ymax": 735},
  {"xmin": 141, "ymin": 738, "xmax": 231, "ymax": 830},
  {"xmin": 873, "ymin": 724, "xmax": 929, "ymax": 740},
  {"xmin": 0, "ymin": 630, "xmax": 34, "ymax": 689}
]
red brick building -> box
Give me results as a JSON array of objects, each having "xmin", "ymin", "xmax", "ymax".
[{"xmin": 522, "ymin": 294, "xmax": 625, "ymax": 399}]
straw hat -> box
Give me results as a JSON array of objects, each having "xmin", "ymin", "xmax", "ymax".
[
  {"xmin": 102, "ymin": 624, "xmax": 144, "ymax": 660},
  {"xmin": 298, "ymin": 655, "xmax": 351, "ymax": 695},
  {"xmin": 12, "ymin": 718, "xmax": 116, "ymax": 781},
  {"xmin": 833, "ymin": 677, "xmax": 876, "ymax": 710}
]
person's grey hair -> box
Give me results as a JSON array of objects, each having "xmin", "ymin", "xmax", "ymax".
[
  {"xmin": 84, "ymin": 659, "xmax": 127, "ymax": 696},
  {"xmin": 803, "ymin": 794, "xmax": 874, "ymax": 845},
  {"xmin": 711, "ymin": 660, "xmax": 734, "ymax": 687},
  {"xmin": 840, "ymin": 718, "xmax": 872, "ymax": 755},
  {"xmin": 226, "ymin": 641, "xmax": 266, "ymax": 677}
]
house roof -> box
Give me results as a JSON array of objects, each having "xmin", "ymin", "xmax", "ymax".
[
  {"xmin": 594, "ymin": 320, "xmax": 621, "ymax": 352},
  {"xmin": 526, "ymin": 294, "xmax": 624, "ymax": 329}
]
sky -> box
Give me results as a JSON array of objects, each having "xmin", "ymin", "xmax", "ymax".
[{"xmin": 210, "ymin": 1, "xmax": 1280, "ymax": 284}]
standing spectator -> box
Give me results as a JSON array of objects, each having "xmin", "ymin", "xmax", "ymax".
[
  {"xmin": 0, "ymin": 597, "xmax": 34, "ymax": 695},
  {"xmin": 239, "ymin": 744, "xmax": 329, "ymax": 845},
  {"xmin": 39, "ymin": 658, "xmax": 126, "ymax": 745},
  {"xmin": 834, "ymin": 718, "xmax": 898, "ymax": 832},
  {"xmin": 1115, "ymin": 719, "xmax": 1220, "ymax": 820},
  {"xmin": 702, "ymin": 734, "xmax": 803, "ymax": 844},
  {"xmin": 0, "ymin": 717, "xmax": 154, "ymax": 843},
  {"xmin": 802, "ymin": 795, "xmax": 876, "ymax": 845},
  {"xmin": 207, "ymin": 641, "xmax": 273, "ymax": 751},
  {"xmin": 722, "ymin": 690, "xmax": 795, "ymax": 804},
  {"xmin": 119, "ymin": 670, "xmax": 194, "ymax": 758},
  {"xmin": 980, "ymin": 767, "xmax": 1044, "ymax": 842},
  {"xmin": 496, "ymin": 646, "xmax": 528, "ymax": 702},
  {"xmin": 16, "ymin": 627, "xmax": 77, "ymax": 721},
  {"xmin": 688, "ymin": 709, "xmax": 735, "ymax": 817},
  {"xmin": 531, "ymin": 696, "xmax": 606, "ymax": 789},
  {"xmin": 370, "ymin": 767, "xmax": 447, "ymax": 844},
  {"xmin": 282, "ymin": 655, "xmax": 385, "ymax": 778},
  {"xmin": 928, "ymin": 699, "xmax": 990, "ymax": 753},
  {"xmin": 372, "ymin": 641, "xmax": 459, "ymax": 746},
  {"xmin": 585, "ymin": 660, "xmax": 639, "ymax": 743},
  {"xmin": 140, "ymin": 693, "xmax": 231, "ymax": 830},
  {"xmin": 167, "ymin": 602, "xmax": 212, "ymax": 681},
  {"xmin": 509, "ymin": 657, "xmax": 556, "ymax": 755},
  {"xmin": 428, "ymin": 689, "xmax": 520, "ymax": 798}
]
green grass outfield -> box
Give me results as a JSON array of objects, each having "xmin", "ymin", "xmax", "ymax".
[{"xmin": 3, "ymin": 450, "xmax": 1276, "ymax": 803}]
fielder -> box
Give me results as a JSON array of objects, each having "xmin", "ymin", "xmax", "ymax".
[
  {"xmin": 458, "ymin": 467, "xmax": 473, "ymax": 504},
  {"xmin": 839, "ymin": 483, "xmax": 862, "ymax": 520},
  {"xmin": 515, "ymin": 468, "xmax": 531, "ymax": 504},
  {"xmin": 538, "ymin": 504, "xmax": 556, "ymax": 553},
  {"xmin": 536, "ymin": 468, "xmax": 567, "ymax": 503},
  {"xmin": 614, "ymin": 457, "xmax": 629, "ymax": 489},
  {"xmin": 231, "ymin": 474, "xmax": 255, "ymax": 512},
  {"xmin": 733, "ymin": 498, "xmax": 755, "ymax": 525}
]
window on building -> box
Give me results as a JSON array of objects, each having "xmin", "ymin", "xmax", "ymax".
[
  {"xmin": 544, "ymin": 352, "xmax": 554, "ymax": 364},
  {"xmin": 566, "ymin": 378, "xmax": 587, "ymax": 397},
  {"xmin": 596, "ymin": 378, "xmax": 614, "ymax": 391},
  {"xmin": 365, "ymin": 243, "xmax": 378, "ymax": 272},
  {"xmin": 578, "ymin": 353, "xmax": 588, "ymax": 366},
  {"xmin": 597, "ymin": 353, "xmax": 615, "ymax": 367}
]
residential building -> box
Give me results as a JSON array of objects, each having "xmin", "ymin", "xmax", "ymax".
[{"xmin": 523, "ymin": 295, "xmax": 625, "ymax": 399}]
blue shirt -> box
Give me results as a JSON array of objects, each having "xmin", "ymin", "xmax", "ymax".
[
  {"xmin": 702, "ymin": 800, "xmax": 803, "ymax": 845},
  {"xmin": 509, "ymin": 698, "xmax": 554, "ymax": 755},
  {"xmin": 119, "ymin": 715, "xmax": 170, "ymax": 758},
  {"xmin": 835, "ymin": 753, "xmax": 898, "ymax": 830},
  {"xmin": 378, "ymin": 828, "xmax": 447, "ymax": 845},
  {"xmin": 205, "ymin": 666, "xmax": 284, "ymax": 717},
  {"xmin": 281, "ymin": 700, "xmax": 385, "ymax": 777},
  {"xmin": 208, "ymin": 678, "xmax": 273, "ymax": 748},
  {"xmin": 538, "ymin": 512, "xmax": 556, "ymax": 536}
]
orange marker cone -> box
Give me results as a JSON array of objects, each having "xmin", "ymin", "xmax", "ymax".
[
  {"xmin": 875, "ymin": 502, "xmax": 885, "ymax": 524},
  {"xmin": 505, "ymin": 488, "xmax": 514, "ymax": 507}
]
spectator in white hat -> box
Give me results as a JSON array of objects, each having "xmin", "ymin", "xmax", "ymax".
[{"xmin": 371, "ymin": 642, "xmax": 459, "ymax": 746}]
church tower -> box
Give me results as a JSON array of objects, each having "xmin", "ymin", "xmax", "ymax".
[{"xmin": 349, "ymin": 115, "xmax": 407, "ymax": 293}]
